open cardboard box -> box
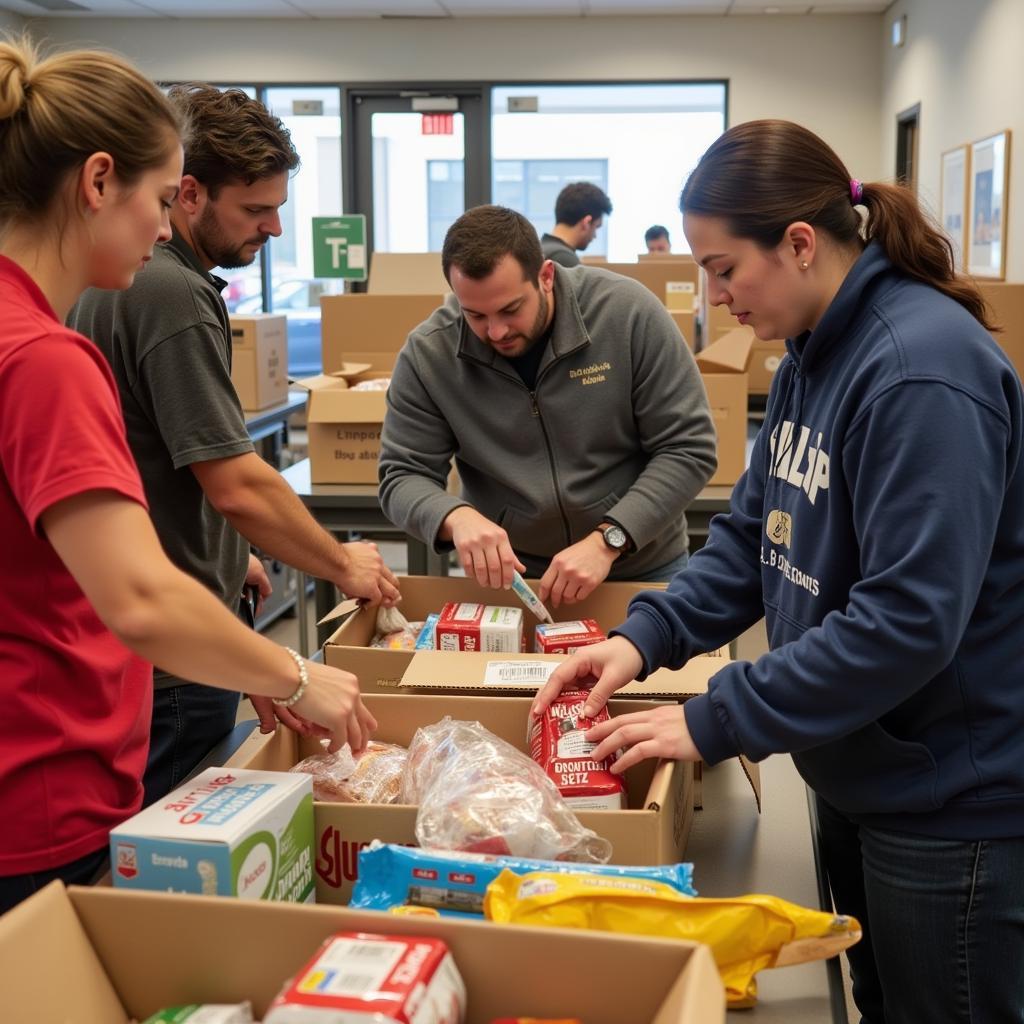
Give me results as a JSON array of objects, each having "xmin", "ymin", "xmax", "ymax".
[
  {"xmin": 0, "ymin": 882, "xmax": 724, "ymax": 1023},
  {"xmin": 602, "ymin": 260, "xmax": 701, "ymax": 307},
  {"xmin": 319, "ymin": 292, "xmax": 442, "ymax": 374},
  {"xmin": 230, "ymin": 692, "xmax": 695, "ymax": 904}
]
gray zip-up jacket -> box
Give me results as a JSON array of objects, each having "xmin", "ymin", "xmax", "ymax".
[{"xmin": 378, "ymin": 264, "xmax": 717, "ymax": 578}]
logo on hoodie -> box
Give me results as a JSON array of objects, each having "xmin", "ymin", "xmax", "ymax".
[
  {"xmin": 766, "ymin": 510, "xmax": 792, "ymax": 547},
  {"xmin": 768, "ymin": 421, "xmax": 830, "ymax": 504}
]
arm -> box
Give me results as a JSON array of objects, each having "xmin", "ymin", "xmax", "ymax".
[
  {"xmin": 192, "ymin": 452, "xmax": 399, "ymax": 604},
  {"xmin": 41, "ymin": 491, "xmax": 376, "ymax": 754}
]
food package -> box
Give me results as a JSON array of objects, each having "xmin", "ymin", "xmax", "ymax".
[
  {"xmin": 401, "ymin": 718, "xmax": 611, "ymax": 863},
  {"xmin": 484, "ymin": 870, "xmax": 862, "ymax": 1008},
  {"xmin": 534, "ymin": 619, "xmax": 605, "ymax": 654},
  {"xmin": 290, "ymin": 741, "xmax": 407, "ymax": 804},
  {"xmin": 529, "ymin": 689, "xmax": 625, "ymax": 810},
  {"xmin": 349, "ymin": 840, "xmax": 695, "ymax": 916},
  {"xmin": 263, "ymin": 931, "xmax": 466, "ymax": 1024},
  {"xmin": 371, "ymin": 605, "xmax": 424, "ymax": 650},
  {"xmin": 350, "ymin": 377, "xmax": 391, "ymax": 392},
  {"xmin": 433, "ymin": 602, "xmax": 523, "ymax": 652},
  {"xmin": 141, "ymin": 1006, "xmax": 253, "ymax": 1024}
]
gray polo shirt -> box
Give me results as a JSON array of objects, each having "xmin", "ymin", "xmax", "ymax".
[
  {"xmin": 541, "ymin": 233, "xmax": 580, "ymax": 268},
  {"xmin": 69, "ymin": 231, "xmax": 254, "ymax": 688}
]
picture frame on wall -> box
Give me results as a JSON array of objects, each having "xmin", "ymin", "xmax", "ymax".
[
  {"xmin": 940, "ymin": 144, "xmax": 969, "ymax": 271},
  {"xmin": 967, "ymin": 130, "xmax": 1011, "ymax": 280}
]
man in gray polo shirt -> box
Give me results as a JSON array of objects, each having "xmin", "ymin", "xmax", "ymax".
[
  {"xmin": 70, "ymin": 85, "xmax": 399, "ymax": 804},
  {"xmin": 540, "ymin": 182, "xmax": 613, "ymax": 268}
]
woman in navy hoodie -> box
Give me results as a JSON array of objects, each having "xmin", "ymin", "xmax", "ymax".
[{"xmin": 535, "ymin": 120, "xmax": 1024, "ymax": 1022}]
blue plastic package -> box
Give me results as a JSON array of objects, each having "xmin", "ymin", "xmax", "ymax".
[
  {"xmin": 414, "ymin": 613, "xmax": 439, "ymax": 650},
  {"xmin": 350, "ymin": 841, "xmax": 696, "ymax": 917}
]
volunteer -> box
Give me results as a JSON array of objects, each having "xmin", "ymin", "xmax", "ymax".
[
  {"xmin": 535, "ymin": 120, "xmax": 1024, "ymax": 1021},
  {"xmin": 378, "ymin": 204, "xmax": 716, "ymax": 607},
  {"xmin": 540, "ymin": 181, "xmax": 613, "ymax": 268},
  {"xmin": 0, "ymin": 37, "xmax": 375, "ymax": 914}
]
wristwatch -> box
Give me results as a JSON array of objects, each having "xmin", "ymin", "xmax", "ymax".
[{"xmin": 596, "ymin": 522, "xmax": 630, "ymax": 553}]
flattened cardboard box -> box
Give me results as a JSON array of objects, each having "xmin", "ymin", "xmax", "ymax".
[
  {"xmin": 322, "ymin": 575, "xmax": 681, "ymax": 694},
  {"xmin": 230, "ymin": 693, "xmax": 694, "ymax": 905},
  {"xmin": 319, "ymin": 292, "xmax": 443, "ymax": 374},
  {"xmin": 229, "ymin": 314, "xmax": 288, "ymax": 411},
  {"xmin": 0, "ymin": 882, "xmax": 724, "ymax": 1023},
  {"xmin": 294, "ymin": 363, "xmax": 389, "ymax": 484}
]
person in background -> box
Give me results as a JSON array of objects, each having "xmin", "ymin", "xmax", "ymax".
[
  {"xmin": 70, "ymin": 84, "xmax": 400, "ymax": 805},
  {"xmin": 0, "ymin": 36, "xmax": 375, "ymax": 915},
  {"xmin": 644, "ymin": 224, "xmax": 672, "ymax": 254},
  {"xmin": 380, "ymin": 205, "xmax": 715, "ymax": 608},
  {"xmin": 535, "ymin": 119, "xmax": 1024, "ymax": 1023},
  {"xmin": 540, "ymin": 181, "xmax": 613, "ymax": 268}
]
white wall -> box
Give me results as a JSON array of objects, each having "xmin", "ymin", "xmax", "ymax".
[
  {"xmin": 1, "ymin": 10, "xmax": 25, "ymax": 34},
  {"xmin": 28, "ymin": 12, "xmax": 884, "ymax": 186},
  {"xmin": 881, "ymin": 0, "xmax": 1024, "ymax": 281}
]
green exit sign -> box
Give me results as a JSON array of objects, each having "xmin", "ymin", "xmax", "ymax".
[{"xmin": 312, "ymin": 215, "xmax": 367, "ymax": 280}]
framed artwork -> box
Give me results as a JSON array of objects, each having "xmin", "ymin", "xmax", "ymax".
[
  {"xmin": 940, "ymin": 145, "xmax": 969, "ymax": 270},
  {"xmin": 967, "ymin": 130, "xmax": 1011, "ymax": 279}
]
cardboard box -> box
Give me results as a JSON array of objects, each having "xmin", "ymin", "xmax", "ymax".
[
  {"xmin": 695, "ymin": 329, "xmax": 753, "ymax": 487},
  {"xmin": 367, "ymin": 252, "xmax": 450, "ymax": 296},
  {"xmin": 295, "ymin": 365, "xmax": 390, "ymax": 485},
  {"xmin": 670, "ymin": 310, "xmax": 697, "ymax": 352},
  {"xmin": 602, "ymin": 260, "xmax": 700, "ymax": 307},
  {"xmin": 319, "ymin": 293, "xmax": 443, "ymax": 376},
  {"xmin": 979, "ymin": 281, "xmax": 1024, "ymax": 380},
  {"xmin": 109, "ymin": 768, "xmax": 315, "ymax": 903},
  {"xmin": 699, "ymin": 298, "xmax": 743, "ymax": 348},
  {"xmin": 229, "ymin": 314, "xmax": 288, "ymax": 411},
  {"xmin": 0, "ymin": 882, "xmax": 725, "ymax": 1023},
  {"xmin": 230, "ymin": 693, "xmax": 695, "ymax": 905},
  {"xmin": 748, "ymin": 339, "xmax": 788, "ymax": 395},
  {"xmin": 320, "ymin": 575, "xmax": 722, "ymax": 695}
]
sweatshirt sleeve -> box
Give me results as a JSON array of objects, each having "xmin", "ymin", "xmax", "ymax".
[
  {"xmin": 679, "ymin": 380, "xmax": 1010, "ymax": 765},
  {"xmin": 603, "ymin": 297, "xmax": 718, "ymax": 549},
  {"xmin": 378, "ymin": 343, "xmax": 469, "ymax": 548},
  {"xmin": 613, "ymin": 411, "xmax": 769, "ymax": 671}
]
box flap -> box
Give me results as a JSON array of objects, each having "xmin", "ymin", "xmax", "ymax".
[
  {"xmin": 290, "ymin": 372, "xmax": 350, "ymax": 394},
  {"xmin": 398, "ymin": 648, "xmax": 728, "ymax": 698},
  {"xmin": 0, "ymin": 882, "xmax": 128, "ymax": 1023},
  {"xmin": 307, "ymin": 386, "xmax": 388, "ymax": 424},
  {"xmin": 695, "ymin": 327, "xmax": 755, "ymax": 373},
  {"xmin": 317, "ymin": 596, "xmax": 363, "ymax": 627}
]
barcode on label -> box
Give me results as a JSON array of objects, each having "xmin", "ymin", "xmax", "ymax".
[
  {"xmin": 329, "ymin": 971, "xmax": 378, "ymax": 995},
  {"xmin": 484, "ymin": 661, "xmax": 557, "ymax": 686},
  {"xmin": 303, "ymin": 937, "xmax": 405, "ymax": 997}
]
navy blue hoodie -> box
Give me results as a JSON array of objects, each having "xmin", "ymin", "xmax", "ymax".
[{"xmin": 617, "ymin": 242, "xmax": 1024, "ymax": 838}]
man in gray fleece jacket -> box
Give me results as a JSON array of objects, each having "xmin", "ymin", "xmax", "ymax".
[{"xmin": 379, "ymin": 205, "xmax": 716, "ymax": 608}]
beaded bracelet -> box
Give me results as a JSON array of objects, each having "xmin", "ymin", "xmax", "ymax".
[{"xmin": 273, "ymin": 646, "xmax": 309, "ymax": 708}]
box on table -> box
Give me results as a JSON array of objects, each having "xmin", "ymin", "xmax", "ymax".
[
  {"xmin": 602, "ymin": 260, "xmax": 700, "ymax": 307},
  {"xmin": 229, "ymin": 314, "xmax": 288, "ymax": 411},
  {"xmin": 367, "ymin": 252, "xmax": 450, "ymax": 295},
  {"xmin": 695, "ymin": 329, "xmax": 752, "ymax": 487},
  {"xmin": 229, "ymin": 692, "xmax": 696, "ymax": 905},
  {"xmin": 319, "ymin": 293, "xmax": 442, "ymax": 375},
  {"xmin": 109, "ymin": 767, "xmax": 314, "ymax": 903},
  {"xmin": 0, "ymin": 882, "xmax": 725, "ymax": 1024},
  {"xmin": 322, "ymin": 575, "xmax": 689, "ymax": 694},
  {"xmin": 670, "ymin": 310, "xmax": 697, "ymax": 352},
  {"xmin": 294, "ymin": 363, "xmax": 389, "ymax": 484}
]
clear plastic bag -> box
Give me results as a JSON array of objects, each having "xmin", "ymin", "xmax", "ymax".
[
  {"xmin": 290, "ymin": 741, "xmax": 407, "ymax": 803},
  {"xmin": 402, "ymin": 717, "xmax": 611, "ymax": 863},
  {"xmin": 370, "ymin": 605, "xmax": 424, "ymax": 649}
]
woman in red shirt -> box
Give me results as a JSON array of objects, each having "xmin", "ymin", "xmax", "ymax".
[{"xmin": 0, "ymin": 37, "xmax": 377, "ymax": 913}]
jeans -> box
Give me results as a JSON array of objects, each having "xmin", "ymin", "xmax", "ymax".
[
  {"xmin": 816, "ymin": 793, "xmax": 1024, "ymax": 1023},
  {"xmin": 0, "ymin": 845, "xmax": 109, "ymax": 915},
  {"xmin": 144, "ymin": 683, "xmax": 240, "ymax": 807}
]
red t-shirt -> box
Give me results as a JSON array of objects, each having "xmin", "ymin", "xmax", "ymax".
[{"xmin": 0, "ymin": 255, "xmax": 153, "ymax": 875}]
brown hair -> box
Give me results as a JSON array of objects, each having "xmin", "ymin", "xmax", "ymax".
[
  {"xmin": 167, "ymin": 83, "xmax": 299, "ymax": 197},
  {"xmin": 0, "ymin": 35, "xmax": 182, "ymax": 227},
  {"xmin": 555, "ymin": 181, "xmax": 613, "ymax": 226},
  {"xmin": 680, "ymin": 119, "xmax": 995, "ymax": 330},
  {"xmin": 442, "ymin": 205, "xmax": 544, "ymax": 284}
]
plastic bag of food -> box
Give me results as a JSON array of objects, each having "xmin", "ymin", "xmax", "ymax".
[
  {"xmin": 402, "ymin": 718, "xmax": 611, "ymax": 863},
  {"xmin": 484, "ymin": 869, "xmax": 862, "ymax": 1008},
  {"xmin": 290, "ymin": 741, "xmax": 407, "ymax": 803},
  {"xmin": 349, "ymin": 840, "xmax": 696, "ymax": 916},
  {"xmin": 350, "ymin": 377, "xmax": 391, "ymax": 392},
  {"xmin": 141, "ymin": 1006, "xmax": 253, "ymax": 1024},
  {"xmin": 370, "ymin": 604, "xmax": 423, "ymax": 649}
]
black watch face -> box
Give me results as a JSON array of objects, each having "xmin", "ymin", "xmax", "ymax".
[{"xmin": 604, "ymin": 525, "xmax": 627, "ymax": 549}]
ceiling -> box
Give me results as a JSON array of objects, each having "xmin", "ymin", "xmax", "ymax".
[{"xmin": 3, "ymin": 0, "xmax": 893, "ymax": 20}]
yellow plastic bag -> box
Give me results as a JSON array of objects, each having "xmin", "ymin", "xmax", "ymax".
[{"xmin": 484, "ymin": 869, "xmax": 861, "ymax": 1008}]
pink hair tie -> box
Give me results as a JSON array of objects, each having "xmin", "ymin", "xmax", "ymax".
[{"xmin": 850, "ymin": 179, "xmax": 864, "ymax": 204}]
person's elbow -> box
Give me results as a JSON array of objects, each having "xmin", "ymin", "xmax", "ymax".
[{"xmin": 98, "ymin": 572, "xmax": 172, "ymax": 651}]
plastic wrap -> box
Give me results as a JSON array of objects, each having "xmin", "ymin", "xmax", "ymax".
[
  {"xmin": 290, "ymin": 741, "xmax": 407, "ymax": 804},
  {"xmin": 350, "ymin": 377, "xmax": 391, "ymax": 392},
  {"xmin": 402, "ymin": 717, "xmax": 611, "ymax": 863}
]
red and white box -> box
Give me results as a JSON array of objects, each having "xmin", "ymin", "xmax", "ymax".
[
  {"xmin": 264, "ymin": 931, "xmax": 466, "ymax": 1024},
  {"xmin": 533, "ymin": 619, "xmax": 605, "ymax": 654},
  {"xmin": 528, "ymin": 689, "xmax": 626, "ymax": 811},
  {"xmin": 433, "ymin": 603, "xmax": 523, "ymax": 653}
]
